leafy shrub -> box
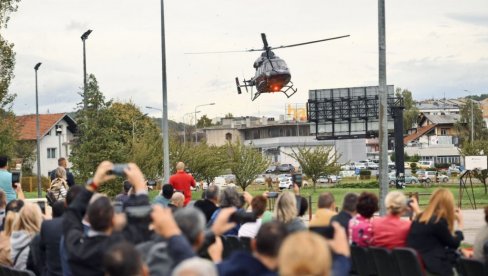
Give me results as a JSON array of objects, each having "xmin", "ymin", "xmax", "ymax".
[
  {"xmin": 359, "ymin": 169, "xmax": 371, "ymax": 180},
  {"xmin": 335, "ymin": 181, "xmax": 378, "ymax": 189}
]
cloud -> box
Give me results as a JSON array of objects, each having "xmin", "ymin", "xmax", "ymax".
[
  {"xmin": 65, "ymin": 20, "xmax": 88, "ymax": 32},
  {"xmin": 446, "ymin": 13, "xmax": 488, "ymax": 27}
]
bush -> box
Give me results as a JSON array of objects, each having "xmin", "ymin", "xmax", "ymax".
[
  {"xmin": 20, "ymin": 176, "xmax": 51, "ymax": 192},
  {"xmin": 335, "ymin": 181, "xmax": 378, "ymax": 189},
  {"xmin": 435, "ymin": 163, "xmax": 450, "ymax": 169},
  {"xmin": 359, "ymin": 170, "xmax": 371, "ymax": 180}
]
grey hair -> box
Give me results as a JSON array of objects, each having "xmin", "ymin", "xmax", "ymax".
[
  {"xmin": 219, "ymin": 187, "xmax": 241, "ymax": 208},
  {"xmin": 55, "ymin": 166, "xmax": 67, "ymax": 179},
  {"xmin": 205, "ymin": 185, "xmax": 220, "ymax": 201},
  {"xmin": 171, "ymin": 257, "xmax": 217, "ymax": 276},
  {"xmin": 173, "ymin": 207, "xmax": 206, "ymax": 245}
]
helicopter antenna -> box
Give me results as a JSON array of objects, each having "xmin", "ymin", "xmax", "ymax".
[{"xmin": 269, "ymin": 35, "xmax": 350, "ymax": 50}]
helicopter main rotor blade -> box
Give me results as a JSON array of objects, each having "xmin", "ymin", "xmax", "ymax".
[
  {"xmin": 269, "ymin": 35, "xmax": 350, "ymax": 50},
  {"xmin": 184, "ymin": 48, "xmax": 265, "ymax": 54},
  {"xmin": 261, "ymin": 33, "xmax": 269, "ymax": 50}
]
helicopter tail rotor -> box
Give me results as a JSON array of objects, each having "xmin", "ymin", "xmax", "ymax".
[{"xmin": 235, "ymin": 77, "xmax": 242, "ymax": 94}]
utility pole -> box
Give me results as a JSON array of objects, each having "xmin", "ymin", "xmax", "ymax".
[
  {"xmin": 160, "ymin": 0, "xmax": 170, "ymax": 184},
  {"xmin": 378, "ymin": 0, "xmax": 388, "ymax": 215},
  {"xmin": 34, "ymin": 62, "xmax": 42, "ymax": 198}
]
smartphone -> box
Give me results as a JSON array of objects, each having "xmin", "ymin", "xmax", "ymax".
[
  {"xmin": 147, "ymin": 179, "xmax": 157, "ymax": 187},
  {"xmin": 11, "ymin": 171, "xmax": 21, "ymax": 188},
  {"xmin": 310, "ymin": 226, "xmax": 335, "ymax": 239},
  {"xmin": 229, "ymin": 210, "xmax": 257, "ymax": 224},
  {"xmin": 108, "ymin": 164, "xmax": 129, "ymax": 177}
]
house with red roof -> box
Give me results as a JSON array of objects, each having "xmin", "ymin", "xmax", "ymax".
[{"xmin": 16, "ymin": 113, "xmax": 77, "ymax": 176}]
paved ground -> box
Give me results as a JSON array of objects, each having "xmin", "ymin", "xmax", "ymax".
[{"xmin": 462, "ymin": 209, "xmax": 485, "ymax": 245}]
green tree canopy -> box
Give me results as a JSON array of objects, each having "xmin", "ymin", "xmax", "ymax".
[
  {"xmin": 396, "ymin": 87, "xmax": 419, "ymax": 133},
  {"xmin": 225, "ymin": 141, "xmax": 268, "ymax": 191},
  {"xmin": 197, "ymin": 114, "xmax": 212, "ymax": 128},
  {"xmin": 286, "ymin": 145, "xmax": 340, "ymax": 192},
  {"xmin": 455, "ymin": 99, "xmax": 488, "ymax": 144}
]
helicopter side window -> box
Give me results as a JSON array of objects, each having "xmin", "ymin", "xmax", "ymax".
[
  {"xmin": 271, "ymin": 60, "xmax": 287, "ymax": 70},
  {"xmin": 263, "ymin": 61, "xmax": 272, "ymax": 71}
]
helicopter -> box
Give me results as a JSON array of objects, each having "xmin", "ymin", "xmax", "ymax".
[{"xmin": 186, "ymin": 33, "xmax": 349, "ymax": 101}]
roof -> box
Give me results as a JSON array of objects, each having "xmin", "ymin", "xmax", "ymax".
[
  {"xmin": 16, "ymin": 113, "xmax": 77, "ymax": 140},
  {"xmin": 404, "ymin": 145, "xmax": 460, "ymax": 157},
  {"xmin": 423, "ymin": 114, "xmax": 460, "ymax": 124},
  {"xmin": 403, "ymin": 124, "xmax": 436, "ymax": 145}
]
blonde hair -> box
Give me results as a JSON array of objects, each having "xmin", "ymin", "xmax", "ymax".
[
  {"xmin": 418, "ymin": 188, "xmax": 455, "ymax": 232},
  {"xmin": 3, "ymin": 211, "xmax": 19, "ymax": 236},
  {"xmin": 55, "ymin": 166, "xmax": 67, "ymax": 179},
  {"xmin": 279, "ymin": 231, "xmax": 332, "ymax": 276},
  {"xmin": 385, "ymin": 191, "xmax": 407, "ymax": 215},
  {"xmin": 12, "ymin": 202, "xmax": 42, "ymax": 234},
  {"xmin": 274, "ymin": 192, "xmax": 297, "ymax": 223}
]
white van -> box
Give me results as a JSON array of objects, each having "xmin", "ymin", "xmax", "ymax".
[{"xmin": 418, "ymin": 161, "xmax": 434, "ymax": 169}]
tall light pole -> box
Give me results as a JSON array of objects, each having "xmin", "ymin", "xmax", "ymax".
[
  {"xmin": 34, "ymin": 62, "xmax": 42, "ymax": 198},
  {"xmin": 160, "ymin": 0, "xmax": 170, "ymax": 184},
  {"xmin": 81, "ymin": 30, "xmax": 92, "ymax": 111},
  {"xmin": 464, "ymin": 90, "xmax": 475, "ymax": 144},
  {"xmin": 194, "ymin": 103, "xmax": 215, "ymax": 142},
  {"xmin": 56, "ymin": 126, "xmax": 62, "ymax": 158},
  {"xmin": 184, "ymin": 111, "xmax": 199, "ymax": 144},
  {"xmin": 378, "ymin": 0, "xmax": 388, "ymax": 215}
]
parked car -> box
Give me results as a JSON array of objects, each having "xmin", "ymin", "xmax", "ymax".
[
  {"xmin": 354, "ymin": 162, "xmax": 367, "ymax": 170},
  {"xmin": 418, "ymin": 171, "xmax": 449, "ymax": 183},
  {"xmin": 222, "ymin": 174, "xmax": 236, "ymax": 183},
  {"xmin": 317, "ymin": 175, "xmax": 341, "ymax": 184},
  {"xmin": 254, "ymin": 175, "xmax": 266, "ymax": 184},
  {"xmin": 213, "ymin": 177, "xmax": 227, "ymax": 187},
  {"xmin": 265, "ymin": 165, "xmax": 277, "ymax": 173},
  {"xmin": 418, "ymin": 161, "xmax": 435, "ymax": 169},
  {"xmin": 388, "ymin": 174, "xmax": 419, "ymax": 185},
  {"xmin": 277, "ymin": 164, "xmax": 295, "ymax": 173},
  {"xmin": 367, "ymin": 162, "xmax": 379, "ymax": 170},
  {"xmin": 278, "ymin": 176, "xmax": 293, "ymax": 190}
]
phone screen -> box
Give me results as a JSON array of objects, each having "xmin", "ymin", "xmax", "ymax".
[{"xmin": 11, "ymin": 171, "xmax": 21, "ymax": 185}]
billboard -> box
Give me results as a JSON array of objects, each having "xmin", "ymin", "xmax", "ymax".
[{"xmin": 286, "ymin": 103, "xmax": 308, "ymax": 122}]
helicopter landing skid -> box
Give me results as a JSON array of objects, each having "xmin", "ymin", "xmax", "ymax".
[{"xmin": 251, "ymin": 83, "xmax": 297, "ymax": 101}]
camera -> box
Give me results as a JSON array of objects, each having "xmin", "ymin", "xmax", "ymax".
[
  {"xmin": 11, "ymin": 170, "xmax": 21, "ymax": 188},
  {"xmin": 267, "ymin": 192, "xmax": 279, "ymax": 198},
  {"xmin": 292, "ymin": 173, "xmax": 303, "ymax": 187},
  {"xmin": 310, "ymin": 226, "xmax": 335, "ymax": 239},
  {"xmin": 147, "ymin": 179, "xmax": 157, "ymax": 187},
  {"xmin": 229, "ymin": 210, "xmax": 257, "ymax": 224},
  {"xmin": 108, "ymin": 164, "xmax": 129, "ymax": 177}
]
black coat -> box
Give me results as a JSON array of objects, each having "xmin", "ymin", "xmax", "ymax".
[
  {"xmin": 39, "ymin": 217, "xmax": 64, "ymax": 276},
  {"xmin": 194, "ymin": 199, "xmax": 218, "ymax": 223},
  {"xmin": 62, "ymin": 188, "xmax": 151, "ymax": 276},
  {"xmin": 330, "ymin": 211, "xmax": 352, "ymax": 235},
  {"xmin": 406, "ymin": 216, "xmax": 463, "ymax": 276}
]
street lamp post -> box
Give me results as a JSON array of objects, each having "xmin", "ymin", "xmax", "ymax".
[
  {"xmin": 464, "ymin": 90, "xmax": 475, "ymax": 144},
  {"xmin": 34, "ymin": 62, "xmax": 42, "ymax": 198},
  {"xmin": 56, "ymin": 126, "xmax": 62, "ymax": 158},
  {"xmin": 194, "ymin": 103, "xmax": 215, "ymax": 142},
  {"xmin": 160, "ymin": 0, "xmax": 170, "ymax": 184},
  {"xmin": 184, "ymin": 111, "xmax": 199, "ymax": 144},
  {"xmin": 81, "ymin": 30, "xmax": 92, "ymax": 111}
]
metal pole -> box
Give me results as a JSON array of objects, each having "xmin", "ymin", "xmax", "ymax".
[
  {"xmin": 34, "ymin": 63, "xmax": 42, "ymax": 198},
  {"xmin": 58, "ymin": 133, "xmax": 62, "ymax": 158},
  {"xmin": 378, "ymin": 0, "xmax": 388, "ymax": 215},
  {"xmin": 194, "ymin": 107, "xmax": 198, "ymax": 143},
  {"xmin": 471, "ymin": 99, "xmax": 474, "ymax": 144},
  {"xmin": 160, "ymin": 0, "xmax": 170, "ymax": 184},
  {"xmin": 83, "ymin": 39, "xmax": 87, "ymax": 110}
]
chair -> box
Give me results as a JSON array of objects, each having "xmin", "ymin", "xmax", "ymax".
[
  {"xmin": 391, "ymin": 248, "xmax": 425, "ymax": 276},
  {"xmin": 458, "ymin": 257, "xmax": 487, "ymax": 276},
  {"xmin": 369, "ymin": 247, "xmax": 400, "ymax": 276},
  {"xmin": 350, "ymin": 245, "xmax": 377, "ymax": 276}
]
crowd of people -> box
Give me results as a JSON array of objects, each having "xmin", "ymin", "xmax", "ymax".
[{"xmin": 0, "ymin": 155, "xmax": 487, "ymax": 276}]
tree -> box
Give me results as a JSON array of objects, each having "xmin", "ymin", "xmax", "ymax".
[
  {"xmin": 459, "ymin": 140, "xmax": 488, "ymax": 194},
  {"xmin": 455, "ymin": 99, "xmax": 488, "ymax": 144},
  {"xmin": 0, "ymin": 0, "xmax": 21, "ymax": 157},
  {"xmin": 196, "ymin": 114, "xmax": 212, "ymax": 128},
  {"xmin": 286, "ymin": 146, "xmax": 340, "ymax": 192},
  {"xmin": 396, "ymin": 88, "xmax": 418, "ymax": 132},
  {"xmin": 186, "ymin": 143, "xmax": 226, "ymax": 184},
  {"xmin": 224, "ymin": 113, "xmax": 234, "ymax": 119},
  {"xmin": 226, "ymin": 141, "xmax": 268, "ymax": 191}
]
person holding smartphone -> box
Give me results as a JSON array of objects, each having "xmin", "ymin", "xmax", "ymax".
[{"xmin": 0, "ymin": 156, "xmax": 16, "ymax": 203}]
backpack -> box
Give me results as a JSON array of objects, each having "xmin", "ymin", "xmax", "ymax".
[{"xmin": 46, "ymin": 178, "xmax": 68, "ymax": 206}]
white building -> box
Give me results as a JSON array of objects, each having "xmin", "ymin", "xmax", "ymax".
[{"xmin": 16, "ymin": 113, "xmax": 77, "ymax": 176}]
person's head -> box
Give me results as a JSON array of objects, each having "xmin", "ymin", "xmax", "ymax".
[
  {"xmin": 251, "ymin": 195, "xmax": 267, "ymax": 218},
  {"xmin": 342, "ymin": 193, "xmax": 358, "ymax": 213},
  {"xmin": 297, "ymin": 195, "xmax": 308, "ymax": 217},
  {"xmin": 58, "ymin": 157, "xmax": 67, "ymax": 168},
  {"xmin": 12, "ymin": 202, "xmax": 43, "ymax": 234},
  {"xmin": 162, "ymin": 184, "xmax": 174, "ymax": 200},
  {"xmin": 176, "ymin": 162, "xmax": 185, "ymax": 171},
  {"xmin": 219, "ymin": 187, "xmax": 241, "ymax": 208},
  {"xmin": 0, "ymin": 155, "xmax": 8, "ymax": 168},
  {"xmin": 87, "ymin": 197, "xmax": 114, "ymax": 233},
  {"xmin": 173, "ymin": 207, "xmax": 206, "ymax": 249},
  {"xmin": 419, "ymin": 188, "xmax": 456, "ymax": 232},
  {"xmin": 274, "ymin": 192, "xmax": 298, "ymax": 224},
  {"xmin": 171, "ymin": 192, "xmax": 185, "ymax": 208},
  {"xmin": 385, "ymin": 191, "xmax": 408, "ymax": 216},
  {"xmin": 356, "ymin": 192, "xmax": 379, "ymax": 219},
  {"xmin": 122, "ymin": 180, "xmax": 132, "ymax": 194},
  {"xmin": 0, "ymin": 190, "xmax": 6, "ymax": 209},
  {"xmin": 104, "ymin": 242, "xmax": 148, "ymax": 276},
  {"xmin": 253, "ymin": 221, "xmax": 288, "ymax": 259},
  {"xmin": 318, "ymin": 192, "xmax": 335, "ymax": 210},
  {"xmin": 205, "ymin": 185, "xmax": 220, "ymax": 203},
  {"xmin": 6, "ymin": 199, "xmax": 24, "ymax": 213},
  {"xmin": 172, "ymin": 257, "xmax": 218, "ymax": 276},
  {"xmin": 279, "ymin": 231, "xmax": 331, "ymax": 276},
  {"xmin": 55, "ymin": 166, "xmax": 67, "ymax": 180},
  {"xmin": 66, "ymin": 185, "xmax": 84, "ymax": 207},
  {"xmin": 52, "ymin": 200, "xmax": 66, "ymax": 218}
]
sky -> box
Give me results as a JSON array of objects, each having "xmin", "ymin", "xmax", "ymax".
[{"xmin": 5, "ymin": 0, "xmax": 488, "ymax": 122}]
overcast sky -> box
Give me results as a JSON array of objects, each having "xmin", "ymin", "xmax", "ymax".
[{"xmin": 5, "ymin": 0, "xmax": 488, "ymax": 122}]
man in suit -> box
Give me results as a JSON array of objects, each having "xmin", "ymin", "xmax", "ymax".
[
  {"xmin": 38, "ymin": 185, "xmax": 83, "ymax": 276},
  {"xmin": 50, "ymin": 157, "xmax": 75, "ymax": 187}
]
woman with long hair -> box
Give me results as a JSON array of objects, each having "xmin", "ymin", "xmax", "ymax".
[
  {"xmin": 0, "ymin": 199, "xmax": 24, "ymax": 266},
  {"xmin": 407, "ymin": 188, "xmax": 464, "ymax": 276},
  {"xmin": 274, "ymin": 191, "xmax": 306, "ymax": 233},
  {"xmin": 10, "ymin": 202, "xmax": 43, "ymax": 270}
]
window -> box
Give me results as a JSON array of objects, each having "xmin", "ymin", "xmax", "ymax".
[
  {"xmin": 225, "ymin": 133, "xmax": 232, "ymax": 141},
  {"xmin": 55, "ymin": 125, "xmax": 63, "ymax": 136},
  {"xmin": 47, "ymin": 148, "xmax": 56, "ymax": 159},
  {"xmin": 440, "ymin": 128, "xmax": 449, "ymax": 135}
]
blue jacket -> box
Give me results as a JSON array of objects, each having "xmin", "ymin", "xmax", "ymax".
[{"xmin": 217, "ymin": 251, "xmax": 277, "ymax": 276}]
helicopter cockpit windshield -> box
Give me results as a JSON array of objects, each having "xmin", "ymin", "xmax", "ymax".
[{"xmin": 271, "ymin": 59, "xmax": 288, "ymax": 70}]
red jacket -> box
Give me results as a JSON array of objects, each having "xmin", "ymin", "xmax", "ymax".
[{"xmin": 169, "ymin": 171, "xmax": 196, "ymax": 206}]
